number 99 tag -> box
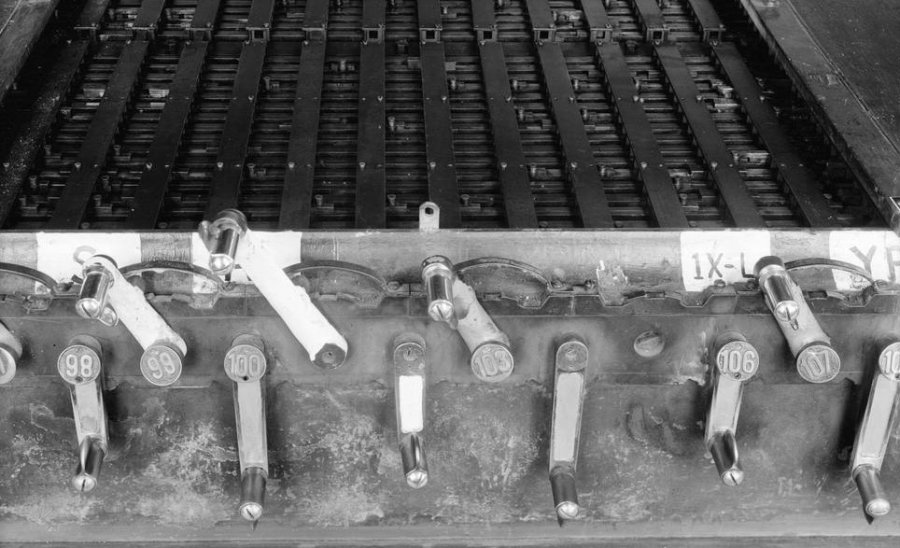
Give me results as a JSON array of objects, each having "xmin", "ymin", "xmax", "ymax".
[
  {"xmin": 715, "ymin": 340, "xmax": 760, "ymax": 382},
  {"xmin": 224, "ymin": 344, "xmax": 267, "ymax": 383},
  {"xmin": 140, "ymin": 344, "xmax": 183, "ymax": 386},
  {"xmin": 58, "ymin": 344, "xmax": 101, "ymax": 385}
]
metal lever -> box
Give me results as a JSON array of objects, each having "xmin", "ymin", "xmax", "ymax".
[
  {"xmin": 705, "ymin": 333, "xmax": 759, "ymax": 486},
  {"xmin": 58, "ymin": 336, "xmax": 108, "ymax": 492},
  {"xmin": 549, "ymin": 338, "xmax": 588, "ymax": 523},
  {"xmin": 0, "ymin": 321, "xmax": 22, "ymax": 384},
  {"xmin": 421, "ymin": 255, "xmax": 514, "ymax": 383},
  {"xmin": 76, "ymin": 255, "xmax": 188, "ymax": 386},
  {"xmin": 200, "ymin": 209, "xmax": 349, "ymax": 370},
  {"xmin": 755, "ymin": 256, "xmax": 841, "ymax": 383},
  {"xmin": 225, "ymin": 334, "xmax": 269, "ymax": 522},
  {"xmin": 851, "ymin": 342, "xmax": 900, "ymax": 518},
  {"xmin": 393, "ymin": 334, "xmax": 428, "ymax": 488}
]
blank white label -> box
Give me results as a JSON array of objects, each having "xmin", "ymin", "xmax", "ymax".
[
  {"xmin": 551, "ymin": 372, "xmax": 584, "ymax": 463},
  {"xmin": 398, "ymin": 375, "xmax": 424, "ymax": 434},
  {"xmin": 680, "ymin": 231, "xmax": 770, "ymax": 291}
]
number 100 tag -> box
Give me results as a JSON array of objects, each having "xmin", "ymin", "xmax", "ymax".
[
  {"xmin": 224, "ymin": 344, "xmax": 267, "ymax": 383},
  {"xmin": 58, "ymin": 345, "xmax": 101, "ymax": 385}
]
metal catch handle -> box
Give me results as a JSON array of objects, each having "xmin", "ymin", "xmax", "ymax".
[
  {"xmin": 393, "ymin": 334, "xmax": 429, "ymax": 488},
  {"xmin": 851, "ymin": 342, "xmax": 900, "ymax": 518},
  {"xmin": 549, "ymin": 338, "xmax": 588, "ymax": 523}
]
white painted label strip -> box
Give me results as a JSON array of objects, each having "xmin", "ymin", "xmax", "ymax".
[
  {"xmin": 551, "ymin": 372, "xmax": 584, "ymax": 464},
  {"xmin": 680, "ymin": 231, "xmax": 770, "ymax": 292},
  {"xmin": 397, "ymin": 375, "xmax": 424, "ymax": 434},
  {"xmin": 36, "ymin": 233, "xmax": 142, "ymax": 283},
  {"xmin": 829, "ymin": 231, "xmax": 900, "ymax": 290}
]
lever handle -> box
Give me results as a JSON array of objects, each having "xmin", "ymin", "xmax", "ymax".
[
  {"xmin": 58, "ymin": 335, "xmax": 108, "ymax": 492},
  {"xmin": 0, "ymin": 321, "xmax": 22, "ymax": 384},
  {"xmin": 201, "ymin": 210, "xmax": 348, "ymax": 370},
  {"xmin": 754, "ymin": 256, "xmax": 840, "ymax": 383},
  {"xmin": 225, "ymin": 334, "xmax": 269, "ymax": 521},
  {"xmin": 549, "ymin": 338, "xmax": 588, "ymax": 523},
  {"xmin": 851, "ymin": 342, "xmax": 900, "ymax": 518},
  {"xmin": 77, "ymin": 255, "xmax": 187, "ymax": 386},
  {"xmin": 705, "ymin": 334, "xmax": 758, "ymax": 486},
  {"xmin": 421, "ymin": 255, "xmax": 514, "ymax": 383},
  {"xmin": 393, "ymin": 334, "xmax": 428, "ymax": 488}
]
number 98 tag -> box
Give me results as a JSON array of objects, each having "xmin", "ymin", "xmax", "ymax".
[
  {"xmin": 58, "ymin": 344, "xmax": 101, "ymax": 385},
  {"xmin": 140, "ymin": 344, "xmax": 183, "ymax": 386},
  {"xmin": 224, "ymin": 344, "xmax": 267, "ymax": 383}
]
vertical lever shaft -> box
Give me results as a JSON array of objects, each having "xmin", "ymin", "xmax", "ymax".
[
  {"xmin": 755, "ymin": 256, "xmax": 841, "ymax": 383},
  {"xmin": 549, "ymin": 338, "xmax": 588, "ymax": 523},
  {"xmin": 393, "ymin": 334, "xmax": 428, "ymax": 488},
  {"xmin": 58, "ymin": 335, "xmax": 108, "ymax": 492},
  {"xmin": 225, "ymin": 334, "xmax": 269, "ymax": 522},
  {"xmin": 0, "ymin": 321, "xmax": 22, "ymax": 385},
  {"xmin": 705, "ymin": 333, "xmax": 759, "ymax": 486},
  {"xmin": 851, "ymin": 342, "xmax": 900, "ymax": 518}
]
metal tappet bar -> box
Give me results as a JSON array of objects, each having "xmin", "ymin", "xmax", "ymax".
[
  {"xmin": 418, "ymin": 0, "xmax": 462, "ymax": 228},
  {"xmin": 189, "ymin": 0, "xmax": 223, "ymax": 41},
  {"xmin": 203, "ymin": 0, "xmax": 274, "ymax": 218},
  {"xmin": 471, "ymin": 0, "xmax": 539, "ymax": 228},
  {"xmin": 278, "ymin": 0, "xmax": 329, "ymax": 229},
  {"xmin": 355, "ymin": 0, "xmax": 387, "ymax": 228},
  {"xmin": 46, "ymin": 39, "xmax": 150, "ymax": 229},
  {"xmin": 126, "ymin": 41, "xmax": 209, "ymax": 229}
]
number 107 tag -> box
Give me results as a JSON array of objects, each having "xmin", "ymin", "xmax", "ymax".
[{"xmin": 680, "ymin": 231, "xmax": 771, "ymax": 292}]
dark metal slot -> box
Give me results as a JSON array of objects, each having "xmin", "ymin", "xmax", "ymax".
[
  {"xmin": 685, "ymin": 0, "xmax": 725, "ymax": 44},
  {"xmin": 46, "ymin": 40, "xmax": 150, "ymax": 229},
  {"xmin": 132, "ymin": 0, "xmax": 167, "ymax": 40},
  {"xmin": 632, "ymin": 0, "xmax": 668, "ymax": 43},
  {"xmin": 651, "ymin": 43, "xmax": 765, "ymax": 227},
  {"xmin": 203, "ymin": 42, "xmax": 268, "ymax": 218},
  {"xmin": 74, "ymin": 0, "xmax": 113, "ymax": 39},
  {"xmin": 247, "ymin": 0, "xmax": 275, "ymax": 42},
  {"xmin": 477, "ymin": 40, "xmax": 539, "ymax": 228},
  {"xmin": 524, "ymin": 0, "xmax": 556, "ymax": 42},
  {"xmin": 578, "ymin": 0, "xmax": 614, "ymax": 42},
  {"xmin": 279, "ymin": 0, "xmax": 330, "ymax": 229},
  {"xmin": 189, "ymin": 0, "xmax": 222, "ymax": 41},
  {"xmin": 0, "ymin": 41, "xmax": 89, "ymax": 227},
  {"xmin": 596, "ymin": 41, "xmax": 689, "ymax": 228},
  {"xmin": 471, "ymin": 0, "xmax": 496, "ymax": 42},
  {"xmin": 355, "ymin": 0, "xmax": 386, "ymax": 228},
  {"xmin": 417, "ymin": 0, "xmax": 462, "ymax": 228},
  {"xmin": 713, "ymin": 42, "xmax": 839, "ymax": 227},
  {"xmin": 126, "ymin": 42, "xmax": 208, "ymax": 229},
  {"xmin": 533, "ymin": 42, "xmax": 615, "ymax": 228}
]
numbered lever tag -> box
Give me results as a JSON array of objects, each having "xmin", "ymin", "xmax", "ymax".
[
  {"xmin": 76, "ymin": 254, "xmax": 187, "ymax": 386},
  {"xmin": 421, "ymin": 256, "xmax": 514, "ymax": 383},
  {"xmin": 393, "ymin": 334, "xmax": 428, "ymax": 489},
  {"xmin": 225, "ymin": 334, "xmax": 269, "ymax": 522},
  {"xmin": 200, "ymin": 210, "xmax": 348, "ymax": 370},
  {"xmin": 705, "ymin": 333, "xmax": 759, "ymax": 487},
  {"xmin": 0, "ymin": 321, "xmax": 22, "ymax": 385},
  {"xmin": 754, "ymin": 256, "xmax": 841, "ymax": 383},
  {"xmin": 58, "ymin": 335, "xmax": 108, "ymax": 492},
  {"xmin": 549, "ymin": 338, "xmax": 588, "ymax": 523},
  {"xmin": 850, "ymin": 342, "xmax": 900, "ymax": 518}
]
